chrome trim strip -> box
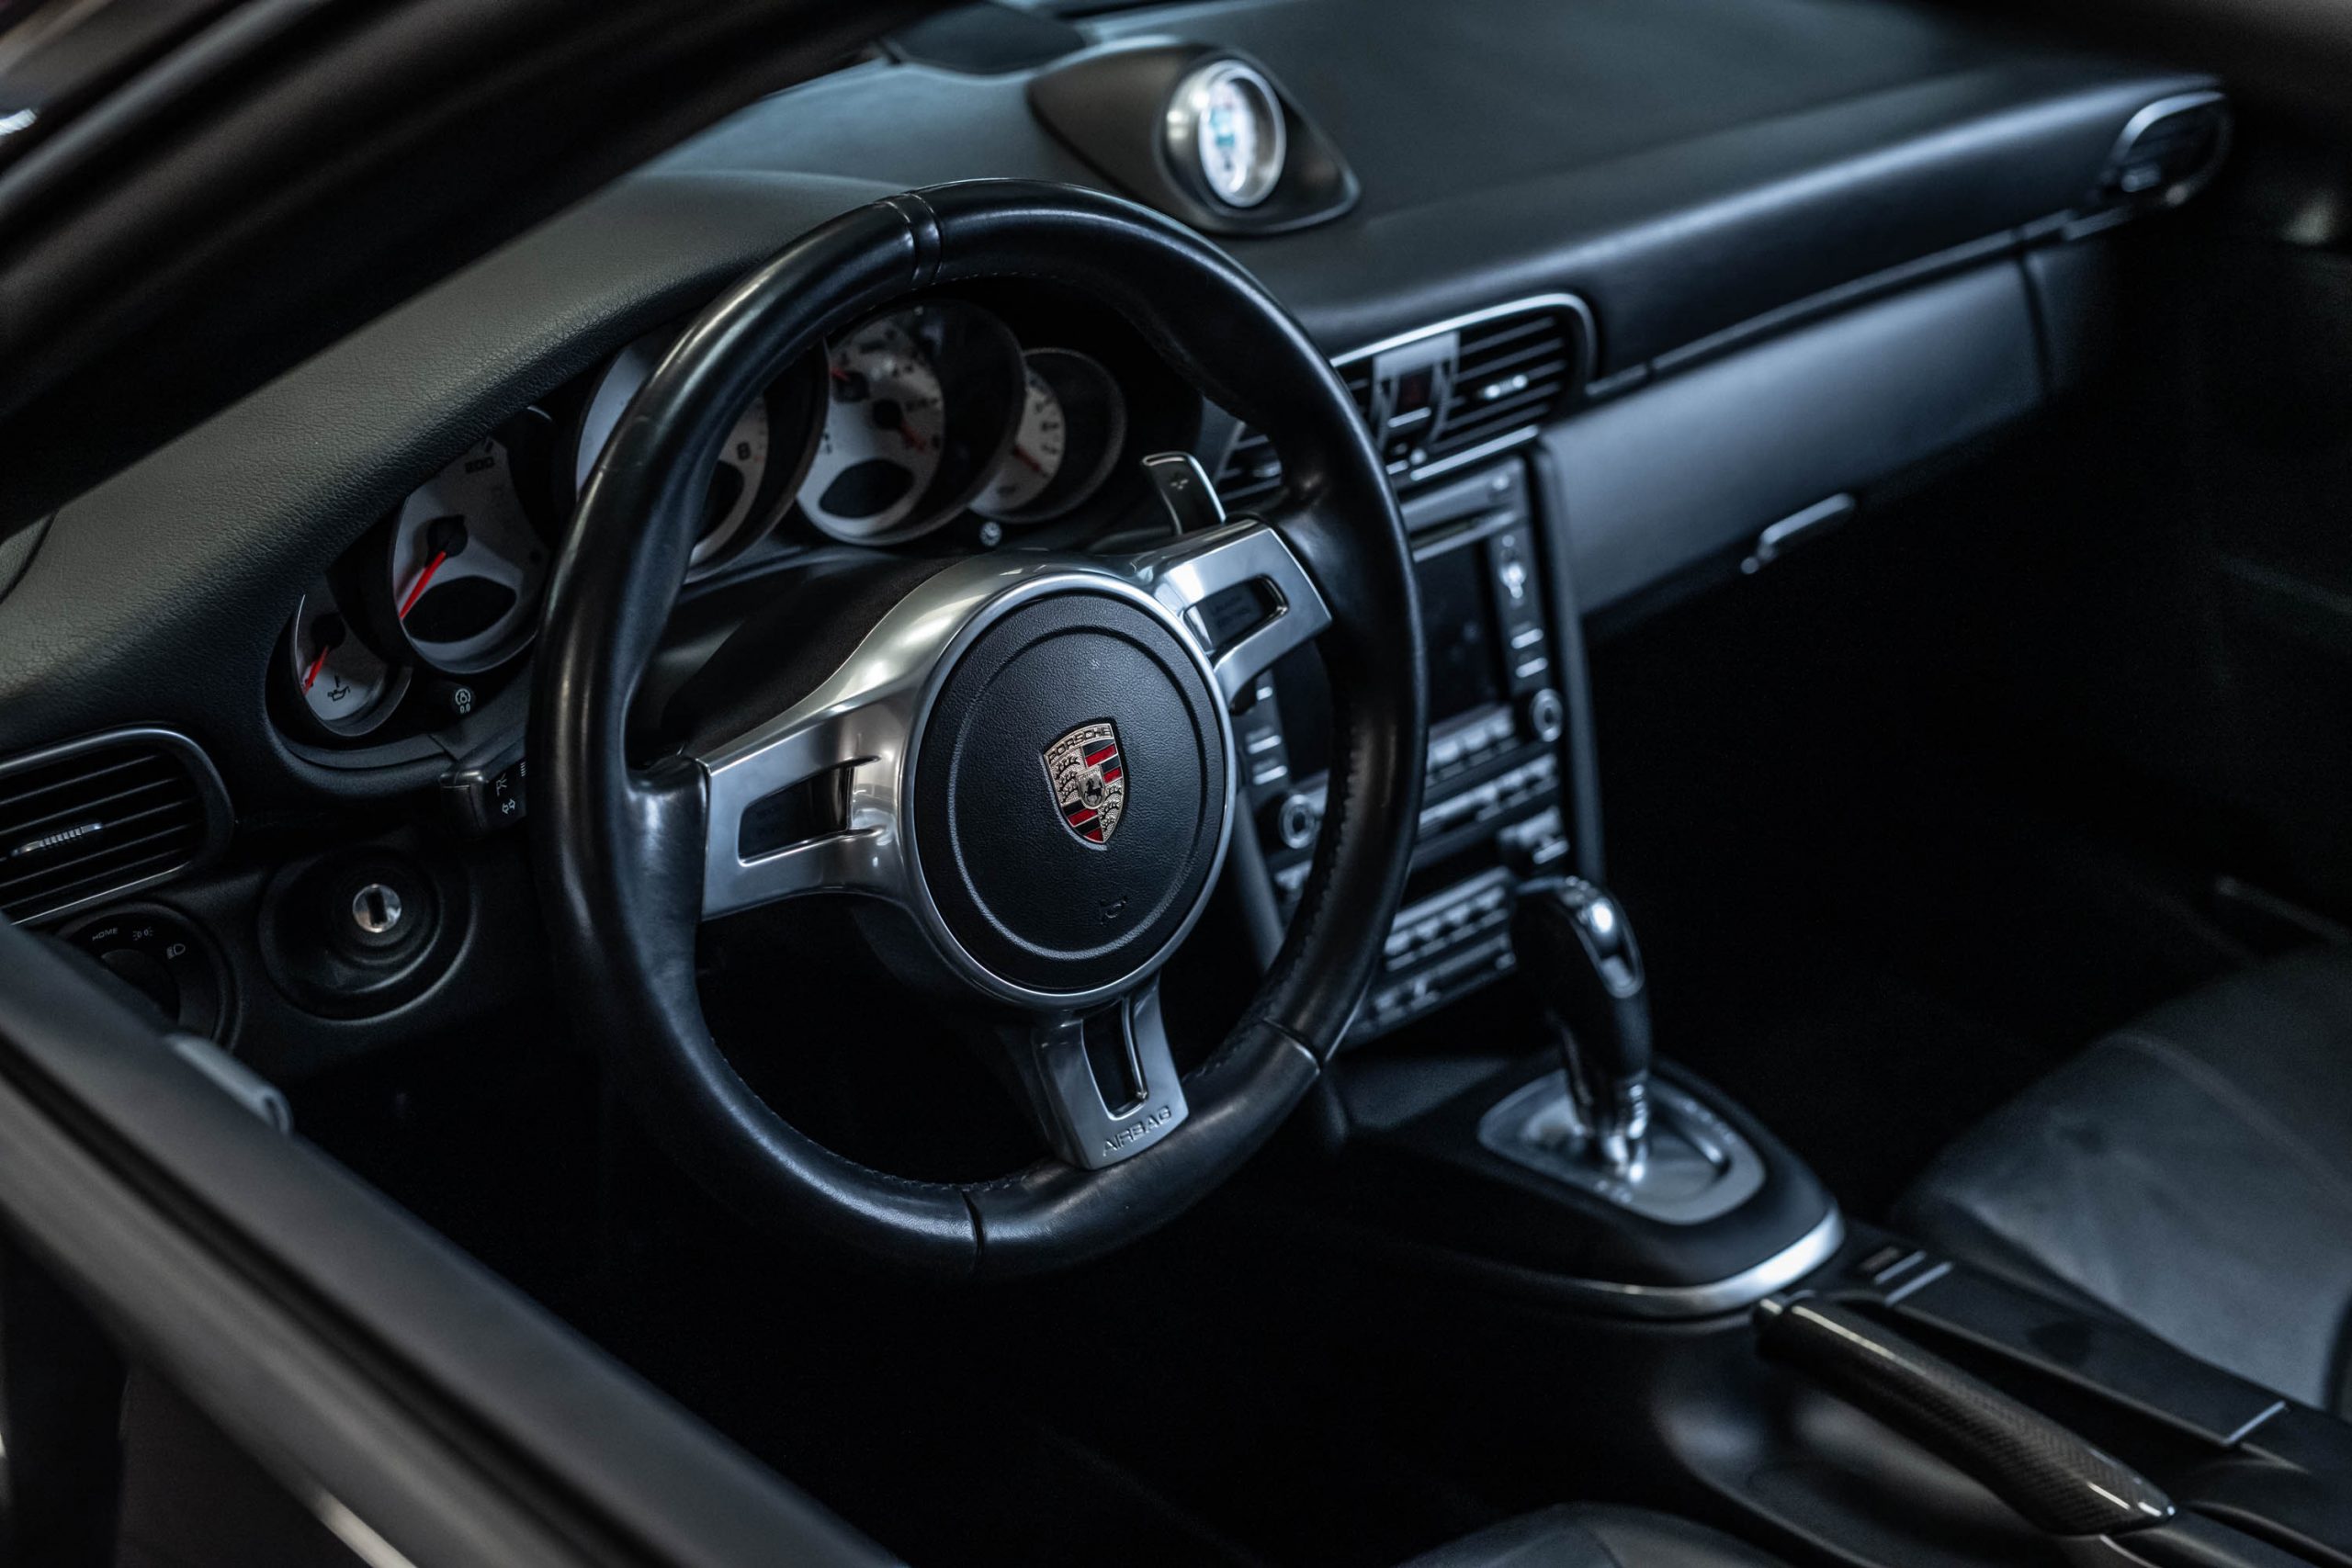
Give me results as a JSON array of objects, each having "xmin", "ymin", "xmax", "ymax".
[
  {"xmin": 2221, "ymin": 1399, "xmax": 2287, "ymax": 1449},
  {"xmin": 1334, "ymin": 290, "xmax": 1599, "ymax": 381},
  {"xmin": 1880, "ymin": 1258, "xmax": 1953, "ymax": 1307},
  {"xmin": 1540, "ymin": 1207, "xmax": 1846, "ymax": 1320},
  {"xmin": 1395, "ymin": 423, "xmax": 1546, "ymax": 487}
]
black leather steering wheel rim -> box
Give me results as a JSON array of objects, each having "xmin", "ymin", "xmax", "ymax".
[{"xmin": 532, "ymin": 180, "xmax": 1425, "ymax": 1277}]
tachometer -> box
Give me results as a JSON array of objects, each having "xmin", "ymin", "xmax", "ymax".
[
  {"xmin": 286, "ymin": 577, "xmax": 405, "ymax": 738},
  {"xmin": 382, "ymin": 414, "xmax": 551, "ymax": 674},
  {"xmin": 796, "ymin": 301, "xmax": 1026, "ymax": 544},
  {"xmin": 972, "ymin": 349, "xmax": 1127, "ymax": 525}
]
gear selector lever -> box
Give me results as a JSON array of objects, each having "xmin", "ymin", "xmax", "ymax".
[
  {"xmin": 1480, "ymin": 876, "xmax": 1765, "ymax": 1224},
  {"xmin": 1513, "ymin": 876, "xmax": 1653, "ymax": 1174}
]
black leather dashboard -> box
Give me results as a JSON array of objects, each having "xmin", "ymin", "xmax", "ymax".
[{"xmin": 0, "ymin": 0, "xmax": 2211, "ymax": 811}]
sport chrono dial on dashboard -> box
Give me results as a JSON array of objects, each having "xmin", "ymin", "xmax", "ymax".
[{"xmin": 1171, "ymin": 60, "xmax": 1286, "ymax": 209}]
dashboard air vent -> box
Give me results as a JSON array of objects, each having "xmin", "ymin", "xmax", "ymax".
[
  {"xmin": 1212, "ymin": 298, "xmax": 1587, "ymax": 507},
  {"xmin": 1215, "ymin": 427, "xmax": 1286, "ymax": 511},
  {"xmin": 1212, "ymin": 360, "xmax": 1374, "ymax": 511},
  {"xmin": 0, "ymin": 730, "xmax": 229, "ymax": 925},
  {"xmin": 1428, "ymin": 309, "xmax": 1578, "ymax": 463}
]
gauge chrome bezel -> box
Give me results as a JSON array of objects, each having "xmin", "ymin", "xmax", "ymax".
[{"xmin": 1165, "ymin": 59, "xmax": 1287, "ymax": 210}]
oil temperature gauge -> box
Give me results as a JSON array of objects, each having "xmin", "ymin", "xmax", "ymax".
[{"xmin": 287, "ymin": 577, "xmax": 406, "ymax": 739}]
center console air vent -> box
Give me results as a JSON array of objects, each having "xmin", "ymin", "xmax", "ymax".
[
  {"xmin": 0, "ymin": 729, "xmax": 231, "ymax": 924},
  {"xmin": 1213, "ymin": 296, "xmax": 1590, "ymax": 507},
  {"xmin": 1432, "ymin": 310, "xmax": 1580, "ymax": 462},
  {"xmin": 1213, "ymin": 361, "xmax": 1375, "ymax": 511}
]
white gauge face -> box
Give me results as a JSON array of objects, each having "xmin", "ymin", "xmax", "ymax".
[
  {"xmin": 289, "ymin": 580, "xmax": 400, "ymax": 736},
  {"xmin": 974, "ymin": 367, "xmax": 1068, "ymax": 520},
  {"xmin": 577, "ymin": 339, "xmax": 779, "ymax": 570},
  {"xmin": 389, "ymin": 434, "xmax": 548, "ymax": 674},
  {"xmin": 1192, "ymin": 63, "xmax": 1284, "ymax": 208},
  {"xmin": 800, "ymin": 313, "xmax": 947, "ymax": 541},
  {"xmin": 700, "ymin": 399, "xmax": 771, "ymax": 560}
]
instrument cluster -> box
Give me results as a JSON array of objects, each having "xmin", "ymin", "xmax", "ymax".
[{"xmin": 275, "ymin": 291, "xmax": 1167, "ymax": 750}]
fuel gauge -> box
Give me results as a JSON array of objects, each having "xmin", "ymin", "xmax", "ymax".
[{"xmin": 288, "ymin": 578, "xmax": 407, "ymax": 739}]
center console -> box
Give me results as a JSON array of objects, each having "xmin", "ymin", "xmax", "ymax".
[{"xmin": 1231, "ymin": 458, "xmax": 1579, "ymax": 1043}]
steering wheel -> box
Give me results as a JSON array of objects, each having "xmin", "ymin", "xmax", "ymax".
[{"xmin": 531, "ymin": 181, "xmax": 1425, "ymax": 1277}]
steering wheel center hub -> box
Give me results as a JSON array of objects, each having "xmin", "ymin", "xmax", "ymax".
[{"xmin": 910, "ymin": 584, "xmax": 1233, "ymax": 1001}]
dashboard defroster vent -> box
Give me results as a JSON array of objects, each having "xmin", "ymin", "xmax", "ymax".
[
  {"xmin": 1213, "ymin": 296, "xmax": 1590, "ymax": 507},
  {"xmin": 0, "ymin": 729, "xmax": 231, "ymax": 924}
]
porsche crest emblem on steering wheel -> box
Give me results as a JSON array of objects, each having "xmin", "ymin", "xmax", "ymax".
[{"xmin": 1043, "ymin": 719, "xmax": 1126, "ymax": 847}]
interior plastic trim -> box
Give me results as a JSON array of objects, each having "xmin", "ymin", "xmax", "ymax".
[{"xmin": 1547, "ymin": 1207, "xmax": 1847, "ymax": 1320}]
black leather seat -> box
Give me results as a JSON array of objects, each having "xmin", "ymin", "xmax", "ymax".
[
  {"xmin": 1900, "ymin": 946, "xmax": 2352, "ymax": 1414},
  {"xmin": 1399, "ymin": 1506, "xmax": 1788, "ymax": 1566}
]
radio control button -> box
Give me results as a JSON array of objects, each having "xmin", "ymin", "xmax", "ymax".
[
  {"xmin": 1270, "ymin": 791, "xmax": 1321, "ymax": 851},
  {"xmin": 1525, "ymin": 687, "xmax": 1566, "ymax": 744}
]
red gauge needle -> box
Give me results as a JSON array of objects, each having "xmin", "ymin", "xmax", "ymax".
[
  {"xmin": 1011, "ymin": 446, "xmax": 1046, "ymax": 475},
  {"xmin": 898, "ymin": 420, "xmax": 928, "ymax": 453},
  {"xmin": 300, "ymin": 644, "xmax": 334, "ymax": 693},
  {"xmin": 399, "ymin": 550, "xmax": 448, "ymax": 619}
]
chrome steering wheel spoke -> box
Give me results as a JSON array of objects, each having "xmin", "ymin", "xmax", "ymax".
[
  {"xmin": 697, "ymin": 697, "xmax": 910, "ymax": 919},
  {"xmin": 695, "ymin": 558, "xmax": 1015, "ymax": 920},
  {"xmin": 1006, "ymin": 982, "xmax": 1189, "ymax": 1170},
  {"xmin": 1126, "ymin": 495, "xmax": 1333, "ymax": 706}
]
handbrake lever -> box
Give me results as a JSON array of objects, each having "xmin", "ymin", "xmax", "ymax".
[{"xmin": 1755, "ymin": 1297, "xmax": 2307, "ymax": 1567}]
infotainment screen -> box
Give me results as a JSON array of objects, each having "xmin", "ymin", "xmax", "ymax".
[{"xmin": 1415, "ymin": 543, "xmax": 1504, "ymax": 723}]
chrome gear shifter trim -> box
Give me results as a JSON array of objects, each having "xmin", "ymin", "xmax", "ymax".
[{"xmin": 1476, "ymin": 1070, "xmax": 1766, "ymax": 1225}]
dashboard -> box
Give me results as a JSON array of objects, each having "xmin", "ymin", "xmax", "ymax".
[
  {"xmin": 277, "ymin": 289, "xmax": 1196, "ymax": 761},
  {"xmin": 0, "ymin": 0, "xmax": 2223, "ymax": 1081}
]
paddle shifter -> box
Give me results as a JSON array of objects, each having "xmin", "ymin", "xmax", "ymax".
[{"xmin": 1513, "ymin": 876, "xmax": 1654, "ymax": 1175}]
